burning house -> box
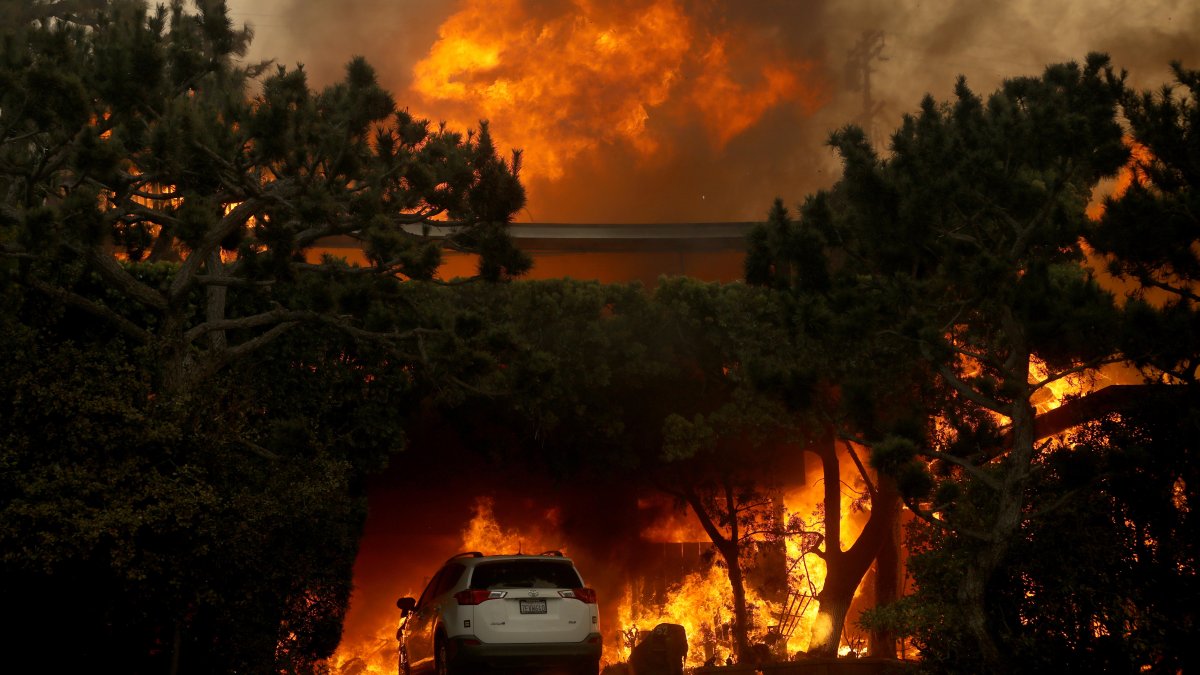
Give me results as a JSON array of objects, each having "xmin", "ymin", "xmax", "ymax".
[
  {"xmin": 249, "ymin": 2, "xmax": 1187, "ymax": 672},
  {"xmin": 316, "ymin": 222, "xmax": 914, "ymax": 673},
  {"xmin": 318, "ymin": 212, "xmax": 1146, "ymax": 672},
  {"xmin": 5, "ymin": 0, "xmax": 1192, "ymax": 671}
]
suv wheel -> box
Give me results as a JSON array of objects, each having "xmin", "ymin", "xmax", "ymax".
[
  {"xmin": 434, "ymin": 636, "xmax": 458, "ymax": 675},
  {"xmin": 574, "ymin": 660, "xmax": 600, "ymax": 675}
]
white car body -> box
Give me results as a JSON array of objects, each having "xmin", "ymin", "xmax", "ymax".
[{"xmin": 397, "ymin": 551, "xmax": 602, "ymax": 675}]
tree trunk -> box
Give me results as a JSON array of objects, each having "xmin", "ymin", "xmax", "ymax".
[
  {"xmin": 807, "ymin": 436, "xmax": 901, "ymax": 657},
  {"xmin": 170, "ymin": 620, "xmax": 182, "ymax": 675},
  {"xmin": 205, "ymin": 250, "xmax": 228, "ymax": 351},
  {"xmin": 811, "ymin": 586, "xmax": 851, "ymax": 656},
  {"xmin": 958, "ymin": 551, "xmax": 1002, "ymax": 667},
  {"xmin": 723, "ymin": 545, "xmax": 753, "ymax": 663},
  {"xmin": 869, "ymin": 477, "xmax": 901, "ymax": 658},
  {"xmin": 681, "ymin": 486, "xmax": 753, "ymax": 664},
  {"xmin": 956, "ymin": 360, "xmax": 1037, "ymax": 673}
]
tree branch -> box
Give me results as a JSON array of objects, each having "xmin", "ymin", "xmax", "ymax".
[
  {"xmin": 902, "ymin": 495, "xmax": 996, "ymax": 542},
  {"xmin": 938, "ymin": 334, "xmax": 1009, "ymax": 376},
  {"xmin": 26, "ymin": 276, "xmax": 153, "ymax": 343},
  {"xmin": 86, "ymin": 247, "xmax": 167, "ymax": 310},
  {"xmin": 168, "ymin": 199, "xmax": 261, "ymax": 301},
  {"xmin": 926, "ymin": 449, "xmax": 1003, "ymax": 490},
  {"xmin": 198, "ymin": 320, "xmax": 301, "ymax": 381},
  {"xmin": 843, "ymin": 440, "xmax": 878, "ymax": 498},
  {"xmin": 933, "ymin": 358, "xmax": 1009, "ymax": 415},
  {"xmin": 1030, "ymin": 355, "xmax": 1124, "ymax": 391},
  {"xmin": 193, "ymin": 275, "xmax": 275, "ymax": 288},
  {"xmin": 1024, "ymin": 487, "xmax": 1082, "ymax": 522},
  {"xmin": 1136, "ymin": 274, "xmax": 1200, "ymax": 303},
  {"xmin": 183, "ymin": 307, "xmax": 297, "ymax": 343}
]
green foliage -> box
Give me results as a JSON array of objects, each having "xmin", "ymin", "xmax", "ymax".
[
  {"xmin": 745, "ymin": 197, "xmax": 830, "ymax": 293},
  {"xmin": 1, "ymin": 0, "xmax": 530, "ymax": 394},
  {"xmin": 748, "ymin": 53, "xmax": 1185, "ymax": 668},
  {"xmin": 646, "ymin": 278, "xmax": 823, "ymax": 658},
  {"xmin": 870, "ymin": 435, "xmax": 919, "ymax": 474},
  {"xmin": 857, "ymin": 520, "xmax": 979, "ymax": 674},
  {"xmin": 1, "ymin": 2, "xmax": 530, "ymax": 672},
  {"xmin": 415, "ymin": 276, "xmax": 818, "ymax": 660},
  {"xmin": 1089, "ymin": 61, "xmax": 1200, "ymax": 383},
  {"xmin": 0, "ymin": 278, "xmax": 419, "ymax": 672},
  {"xmin": 427, "ymin": 279, "xmax": 658, "ymax": 474},
  {"xmin": 820, "ymin": 54, "xmax": 1129, "ymax": 516},
  {"xmin": 870, "ymin": 389, "xmax": 1199, "ymax": 674}
]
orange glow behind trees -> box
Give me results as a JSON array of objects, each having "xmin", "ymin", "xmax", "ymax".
[{"xmin": 1086, "ymin": 138, "xmax": 1155, "ymax": 221}]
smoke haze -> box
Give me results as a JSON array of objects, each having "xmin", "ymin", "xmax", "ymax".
[{"xmin": 229, "ymin": 0, "xmax": 1198, "ymax": 223}]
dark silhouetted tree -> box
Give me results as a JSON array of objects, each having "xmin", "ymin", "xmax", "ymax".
[
  {"xmin": 753, "ymin": 55, "xmax": 1134, "ymax": 671},
  {"xmin": 1089, "ymin": 61, "xmax": 1200, "ymax": 384},
  {"xmin": 0, "ymin": 2, "xmax": 527, "ymax": 672},
  {"xmin": 746, "ymin": 198, "xmax": 911, "ymax": 658}
]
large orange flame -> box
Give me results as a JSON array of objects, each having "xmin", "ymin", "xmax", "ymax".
[
  {"xmin": 410, "ymin": 0, "xmax": 827, "ymax": 184},
  {"xmin": 617, "ymin": 462, "xmax": 874, "ymax": 666},
  {"xmin": 618, "ymin": 564, "xmax": 762, "ymax": 667},
  {"xmin": 459, "ymin": 496, "xmax": 565, "ymax": 554},
  {"xmin": 330, "ymin": 468, "xmax": 876, "ymax": 673},
  {"xmin": 326, "ymin": 496, "xmax": 569, "ymax": 674}
]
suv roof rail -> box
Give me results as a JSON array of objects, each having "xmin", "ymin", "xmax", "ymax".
[
  {"xmin": 538, "ymin": 550, "xmax": 565, "ymax": 557},
  {"xmin": 448, "ymin": 551, "xmax": 484, "ymax": 562}
]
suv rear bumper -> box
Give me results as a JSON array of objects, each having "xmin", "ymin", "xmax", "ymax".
[{"xmin": 447, "ymin": 633, "xmax": 602, "ymax": 670}]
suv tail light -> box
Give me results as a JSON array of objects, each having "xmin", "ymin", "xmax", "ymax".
[
  {"xmin": 558, "ymin": 588, "xmax": 597, "ymax": 603},
  {"xmin": 455, "ymin": 589, "xmax": 506, "ymax": 605}
]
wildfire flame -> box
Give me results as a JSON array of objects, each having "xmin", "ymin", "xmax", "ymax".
[
  {"xmin": 460, "ymin": 496, "xmax": 565, "ymax": 555},
  {"xmin": 637, "ymin": 495, "xmax": 708, "ymax": 543},
  {"xmin": 325, "ymin": 496, "xmax": 568, "ymax": 674},
  {"xmin": 1086, "ymin": 137, "xmax": 1154, "ymax": 221},
  {"xmin": 410, "ymin": 0, "xmax": 827, "ymax": 183},
  {"xmin": 330, "ymin": 460, "xmax": 877, "ymax": 673},
  {"xmin": 620, "ymin": 465, "xmax": 873, "ymax": 666},
  {"xmin": 618, "ymin": 564, "xmax": 760, "ymax": 667},
  {"xmin": 320, "ymin": 484, "xmax": 848, "ymax": 670},
  {"xmin": 1028, "ymin": 355, "xmax": 1111, "ymax": 416},
  {"xmin": 781, "ymin": 458, "xmax": 873, "ymax": 656}
]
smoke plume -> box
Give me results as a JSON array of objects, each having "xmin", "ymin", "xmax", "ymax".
[{"xmin": 230, "ymin": 0, "xmax": 1198, "ymax": 224}]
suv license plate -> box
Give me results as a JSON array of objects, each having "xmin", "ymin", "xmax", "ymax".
[{"xmin": 519, "ymin": 599, "xmax": 547, "ymax": 614}]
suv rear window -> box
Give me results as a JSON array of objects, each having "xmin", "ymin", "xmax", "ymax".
[{"xmin": 469, "ymin": 560, "xmax": 583, "ymax": 590}]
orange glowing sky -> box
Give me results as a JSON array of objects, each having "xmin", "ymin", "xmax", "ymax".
[{"xmin": 228, "ymin": 0, "xmax": 1199, "ymax": 223}]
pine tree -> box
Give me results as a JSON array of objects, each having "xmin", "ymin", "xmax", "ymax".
[
  {"xmin": 753, "ymin": 54, "xmax": 1133, "ymax": 670},
  {"xmin": 1089, "ymin": 61, "xmax": 1200, "ymax": 383},
  {"xmin": 0, "ymin": 0, "xmax": 529, "ymax": 401},
  {"xmin": 0, "ymin": 2, "xmax": 529, "ymax": 672}
]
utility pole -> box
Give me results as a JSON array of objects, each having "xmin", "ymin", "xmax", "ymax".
[{"xmin": 845, "ymin": 29, "xmax": 888, "ymax": 146}]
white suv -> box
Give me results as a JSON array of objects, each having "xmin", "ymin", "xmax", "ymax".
[{"xmin": 397, "ymin": 551, "xmax": 602, "ymax": 675}]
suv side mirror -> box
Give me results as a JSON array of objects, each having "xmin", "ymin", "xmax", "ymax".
[{"xmin": 397, "ymin": 596, "xmax": 416, "ymax": 616}]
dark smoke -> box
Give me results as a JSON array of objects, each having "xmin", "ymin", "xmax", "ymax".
[{"xmin": 231, "ymin": 0, "xmax": 1198, "ymax": 225}]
